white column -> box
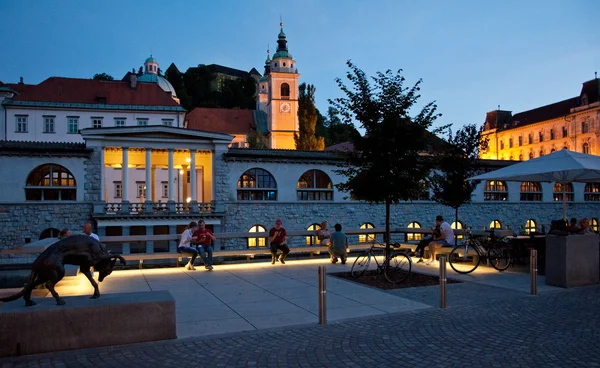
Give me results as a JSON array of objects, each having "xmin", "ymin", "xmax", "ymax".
[
  {"xmin": 99, "ymin": 147, "xmax": 105, "ymax": 202},
  {"xmin": 145, "ymin": 148, "xmax": 152, "ymax": 205},
  {"xmin": 168, "ymin": 149, "xmax": 174, "ymax": 202},
  {"xmin": 190, "ymin": 149, "xmax": 197, "ymax": 203},
  {"xmin": 122, "ymin": 147, "xmax": 129, "ymax": 202}
]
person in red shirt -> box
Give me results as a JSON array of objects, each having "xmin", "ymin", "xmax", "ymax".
[
  {"xmin": 192, "ymin": 219, "xmax": 216, "ymax": 271},
  {"xmin": 269, "ymin": 219, "xmax": 290, "ymax": 264}
]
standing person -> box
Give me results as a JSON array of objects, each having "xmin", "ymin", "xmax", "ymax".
[
  {"xmin": 83, "ymin": 223, "xmax": 99, "ymax": 241},
  {"xmin": 192, "ymin": 219, "xmax": 216, "ymax": 271},
  {"xmin": 329, "ymin": 223, "xmax": 348, "ymax": 264},
  {"xmin": 316, "ymin": 220, "xmax": 331, "ymax": 246},
  {"xmin": 178, "ymin": 221, "xmax": 199, "ymax": 270},
  {"xmin": 426, "ymin": 216, "xmax": 454, "ymax": 265},
  {"xmin": 269, "ymin": 219, "xmax": 290, "ymax": 264},
  {"xmin": 59, "ymin": 228, "xmax": 71, "ymax": 240}
]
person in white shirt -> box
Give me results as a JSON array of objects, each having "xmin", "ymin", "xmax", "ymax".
[
  {"xmin": 426, "ymin": 215, "xmax": 455, "ymax": 265},
  {"xmin": 83, "ymin": 223, "xmax": 100, "ymax": 241},
  {"xmin": 178, "ymin": 221, "xmax": 199, "ymax": 270}
]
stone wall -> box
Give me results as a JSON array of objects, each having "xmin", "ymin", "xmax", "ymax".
[
  {"xmin": 219, "ymin": 201, "xmax": 600, "ymax": 249},
  {"xmin": 213, "ymin": 148, "xmax": 231, "ymax": 202},
  {"xmin": 84, "ymin": 147, "xmax": 101, "ymax": 202},
  {"xmin": 0, "ymin": 203, "xmax": 93, "ymax": 264}
]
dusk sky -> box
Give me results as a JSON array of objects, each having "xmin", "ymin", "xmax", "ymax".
[{"xmin": 1, "ymin": 0, "xmax": 598, "ymax": 131}]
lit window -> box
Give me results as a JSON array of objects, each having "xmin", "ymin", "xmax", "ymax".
[
  {"xmin": 359, "ymin": 223, "xmax": 375, "ymax": 243},
  {"xmin": 114, "ymin": 182, "xmax": 122, "ymax": 198},
  {"xmin": 237, "ymin": 168, "xmax": 277, "ymax": 201},
  {"xmin": 582, "ymin": 120, "xmax": 589, "ymax": 134},
  {"xmin": 509, "ymin": 138, "xmax": 513, "ymax": 148},
  {"xmin": 137, "ymin": 119, "xmax": 148, "ymax": 126},
  {"xmin": 520, "ymin": 181, "xmax": 542, "ymax": 201},
  {"xmin": 43, "ymin": 116, "xmax": 55, "ymax": 133},
  {"xmin": 582, "ymin": 143, "xmax": 590, "ymax": 154},
  {"xmin": 518, "ymin": 136, "xmax": 523, "ymax": 146},
  {"xmin": 484, "ymin": 180, "xmax": 508, "ymax": 201},
  {"xmin": 591, "ymin": 218, "xmax": 599, "ymax": 232},
  {"xmin": 136, "ymin": 183, "xmax": 146, "ymax": 198},
  {"xmin": 16, "ymin": 115, "xmax": 28, "ymax": 132},
  {"xmin": 407, "ymin": 222, "xmax": 422, "ymax": 241},
  {"xmin": 518, "ymin": 154, "xmax": 523, "ymax": 161},
  {"xmin": 489, "ymin": 220, "xmax": 502, "ymax": 229},
  {"xmin": 92, "ymin": 118, "xmax": 102, "ymax": 128},
  {"xmin": 451, "ymin": 221, "xmax": 464, "ymax": 239},
  {"xmin": 67, "ymin": 117, "xmax": 79, "ymax": 134},
  {"xmin": 584, "ymin": 183, "xmax": 600, "ymax": 201},
  {"xmin": 306, "ymin": 223, "xmax": 321, "ymax": 245},
  {"xmin": 562, "ymin": 127, "xmax": 568, "ymax": 138},
  {"xmin": 248, "ymin": 225, "xmax": 267, "ymax": 247},
  {"xmin": 115, "ymin": 119, "xmax": 126, "ymax": 127},
  {"xmin": 25, "ymin": 164, "xmax": 76, "ymax": 201},
  {"xmin": 525, "ymin": 219, "xmax": 537, "ymax": 234},
  {"xmin": 297, "ymin": 170, "xmax": 333, "ymax": 201},
  {"xmin": 553, "ymin": 183, "xmax": 573, "ymax": 202}
]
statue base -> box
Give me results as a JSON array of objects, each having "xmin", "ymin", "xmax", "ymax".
[{"xmin": 0, "ymin": 290, "xmax": 176, "ymax": 357}]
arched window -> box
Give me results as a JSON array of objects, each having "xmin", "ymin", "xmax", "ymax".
[
  {"xmin": 584, "ymin": 183, "xmax": 600, "ymax": 201},
  {"xmin": 407, "ymin": 222, "xmax": 422, "ymax": 241},
  {"xmin": 237, "ymin": 168, "xmax": 277, "ymax": 201},
  {"xmin": 280, "ymin": 83, "xmax": 290, "ymax": 99},
  {"xmin": 484, "ymin": 180, "xmax": 508, "ymax": 201},
  {"xmin": 553, "ymin": 183, "xmax": 574, "ymax": 202},
  {"xmin": 451, "ymin": 221, "xmax": 464, "ymax": 240},
  {"xmin": 297, "ymin": 170, "xmax": 333, "ymax": 201},
  {"xmin": 518, "ymin": 154, "xmax": 523, "ymax": 161},
  {"xmin": 248, "ymin": 225, "xmax": 267, "ymax": 248},
  {"xmin": 520, "ymin": 181, "xmax": 542, "ymax": 201},
  {"xmin": 489, "ymin": 220, "xmax": 502, "ymax": 229},
  {"xmin": 359, "ymin": 223, "xmax": 375, "ymax": 243},
  {"xmin": 25, "ymin": 164, "xmax": 76, "ymax": 201},
  {"xmin": 306, "ymin": 223, "xmax": 321, "ymax": 245},
  {"xmin": 529, "ymin": 152, "xmax": 534, "ymax": 160},
  {"xmin": 582, "ymin": 142, "xmax": 590, "ymax": 154},
  {"xmin": 550, "ymin": 148, "xmax": 556, "ymax": 153},
  {"xmin": 591, "ymin": 218, "xmax": 599, "ymax": 232},
  {"xmin": 39, "ymin": 227, "xmax": 60, "ymax": 240},
  {"xmin": 524, "ymin": 219, "xmax": 537, "ymax": 234},
  {"xmin": 539, "ymin": 149, "xmax": 545, "ymax": 157}
]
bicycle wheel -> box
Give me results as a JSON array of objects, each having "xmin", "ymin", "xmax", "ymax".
[
  {"xmin": 384, "ymin": 252, "xmax": 412, "ymax": 283},
  {"xmin": 351, "ymin": 252, "xmax": 371, "ymax": 278},
  {"xmin": 489, "ymin": 247, "xmax": 511, "ymax": 271},
  {"xmin": 448, "ymin": 243, "xmax": 481, "ymax": 274}
]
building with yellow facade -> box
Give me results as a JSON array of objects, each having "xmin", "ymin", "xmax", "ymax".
[{"xmin": 480, "ymin": 76, "xmax": 600, "ymax": 161}]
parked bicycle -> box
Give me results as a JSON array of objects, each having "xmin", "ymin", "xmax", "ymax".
[
  {"xmin": 351, "ymin": 240, "xmax": 412, "ymax": 283},
  {"xmin": 448, "ymin": 229, "xmax": 512, "ymax": 274}
]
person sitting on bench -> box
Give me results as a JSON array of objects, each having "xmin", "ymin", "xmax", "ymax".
[
  {"xmin": 269, "ymin": 219, "xmax": 290, "ymax": 265},
  {"xmin": 414, "ymin": 222, "xmax": 442, "ymax": 263},
  {"xmin": 425, "ymin": 215, "xmax": 454, "ymax": 265},
  {"xmin": 178, "ymin": 221, "xmax": 199, "ymax": 270}
]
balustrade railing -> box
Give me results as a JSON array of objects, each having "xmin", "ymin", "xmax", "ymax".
[{"xmin": 102, "ymin": 202, "xmax": 217, "ymax": 216}]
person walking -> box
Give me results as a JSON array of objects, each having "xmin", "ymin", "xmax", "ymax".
[
  {"xmin": 269, "ymin": 219, "xmax": 290, "ymax": 264},
  {"xmin": 178, "ymin": 221, "xmax": 199, "ymax": 270},
  {"xmin": 329, "ymin": 223, "xmax": 348, "ymax": 264},
  {"xmin": 193, "ymin": 219, "xmax": 216, "ymax": 271}
]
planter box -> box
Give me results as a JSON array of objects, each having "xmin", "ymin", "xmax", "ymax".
[
  {"xmin": 0, "ymin": 290, "xmax": 176, "ymax": 357},
  {"xmin": 545, "ymin": 234, "xmax": 599, "ymax": 288}
]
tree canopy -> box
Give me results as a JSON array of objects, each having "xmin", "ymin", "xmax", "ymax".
[
  {"xmin": 294, "ymin": 83, "xmax": 325, "ymax": 150},
  {"xmin": 92, "ymin": 73, "xmax": 114, "ymax": 81}
]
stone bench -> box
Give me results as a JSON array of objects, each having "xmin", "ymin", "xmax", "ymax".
[{"xmin": 0, "ymin": 290, "xmax": 176, "ymax": 358}]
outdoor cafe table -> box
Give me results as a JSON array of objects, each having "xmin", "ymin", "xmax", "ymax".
[{"xmin": 509, "ymin": 235, "xmax": 546, "ymax": 275}]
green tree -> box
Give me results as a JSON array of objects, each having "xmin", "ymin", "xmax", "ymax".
[
  {"xmin": 247, "ymin": 125, "xmax": 268, "ymax": 149},
  {"xmin": 331, "ymin": 61, "xmax": 444, "ymax": 261},
  {"xmin": 93, "ymin": 73, "xmax": 114, "ymax": 81},
  {"xmin": 326, "ymin": 107, "xmax": 359, "ymax": 146},
  {"xmin": 294, "ymin": 83, "xmax": 325, "ymax": 150},
  {"xmin": 429, "ymin": 124, "xmax": 488, "ymax": 245}
]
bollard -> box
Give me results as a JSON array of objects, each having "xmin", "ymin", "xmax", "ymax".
[
  {"xmin": 318, "ymin": 266, "xmax": 327, "ymax": 324},
  {"xmin": 439, "ymin": 256, "xmax": 447, "ymax": 309},
  {"xmin": 530, "ymin": 249, "xmax": 538, "ymax": 295}
]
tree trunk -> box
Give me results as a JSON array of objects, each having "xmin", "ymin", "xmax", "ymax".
[
  {"xmin": 385, "ymin": 198, "xmax": 391, "ymax": 272},
  {"xmin": 454, "ymin": 206, "xmax": 459, "ymax": 246}
]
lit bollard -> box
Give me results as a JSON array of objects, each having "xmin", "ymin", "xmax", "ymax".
[
  {"xmin": 530, "ymin": 249, "xmax": 538, "ymax": 295},
  {"xmin": 318, "ymin": 266, "xmax": 327, "ymax": 324},
  {"xmin": 439, "ymin": 256, "xmax": 447, "ymax": 309}
]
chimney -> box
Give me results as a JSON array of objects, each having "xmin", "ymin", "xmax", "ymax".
[
  {"xmin": 19, "ymin": 77, "xmax": 24, "ymax": 85},
  {"xmin": 129, "ymin": 73, "xmax": 137, "ymax": 89}
]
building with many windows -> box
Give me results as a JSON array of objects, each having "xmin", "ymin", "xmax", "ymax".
[{"xmin": 480, "ymin": 77, "xmax": 600, "ymax": 161}]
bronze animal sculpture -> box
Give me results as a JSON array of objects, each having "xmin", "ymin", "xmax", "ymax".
[{"xmin": 0, "ymin": 235, "xmax": 125, "ymax": 306}]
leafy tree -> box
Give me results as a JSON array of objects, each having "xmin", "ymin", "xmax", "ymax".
[
  {"xmin": 93, "ymin": 73, "xmax": 114, "ymax": 81},
  {"xmin": 429, "ymin": 124, "xmax": 488, "ymax": 245},
  {"xmin": 331, "ymin": 61, "xmax": 444, "ymax": 261},
  {"xmin": 315, "ymin": 109, "xmax": 328, "ymax": 141},
  {"xmin": 247, "ymin": 125, "xmax": 268, "ymax": 149},
  {"xmin": 326, "ymin": 107, "xmax": 359, "ymax": 146},
  {"xmin": 137, "ymin": 66, "xmax": 143, "ymax": 76},
  {"xmin": 294, "ymin": 83, "xmax": 325, "ymax": 150}
]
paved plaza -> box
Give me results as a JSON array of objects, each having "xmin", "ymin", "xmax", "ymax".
[{"xmin": 1, "ymin": 257, "xmax": 599, "ymax": 367}]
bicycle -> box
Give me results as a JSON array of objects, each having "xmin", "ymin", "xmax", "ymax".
[
  {"xmin": 350, "ymin": 240, "xmax": 412, "ymax": 283},
  {"xmin": 448, "ymin": 229, "xmax": 512, "ymax": 274}
]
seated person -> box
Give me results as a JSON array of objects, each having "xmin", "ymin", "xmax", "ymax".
[
  {"xmin": 425, "ymin": 216, "xmax": 454, "ymax": 265},
  {"xmin": 567, "ymin": 217, "xmax": 580, "ymax": 234},
  {"xmin": 415, "ymin": 223, "xmax": 441, "ymax": 263},
  {"xmin": 316, "ymin": 221, "xmax": 332, "ymax": 246},
  {"xmin": 578, "ymin": 218, "xmax": 595, "ymax": 235}
]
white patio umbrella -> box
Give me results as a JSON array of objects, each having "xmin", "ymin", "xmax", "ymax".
[{"xmin": 469, "ymin": 149, "xmax": 600, "ymax": 220}]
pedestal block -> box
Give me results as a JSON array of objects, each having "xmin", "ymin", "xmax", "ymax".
[{"xmin": 545, "ymin": 234, "xmax": 599, "ymax": 288}]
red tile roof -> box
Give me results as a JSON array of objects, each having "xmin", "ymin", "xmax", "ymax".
[
  {"xmin": 6, "ymin": 77, "xmax": 180, "ymax": 106},
  {"xmin": 186, "ymin": 107, "xmax": 255, "ymax": 134}
]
